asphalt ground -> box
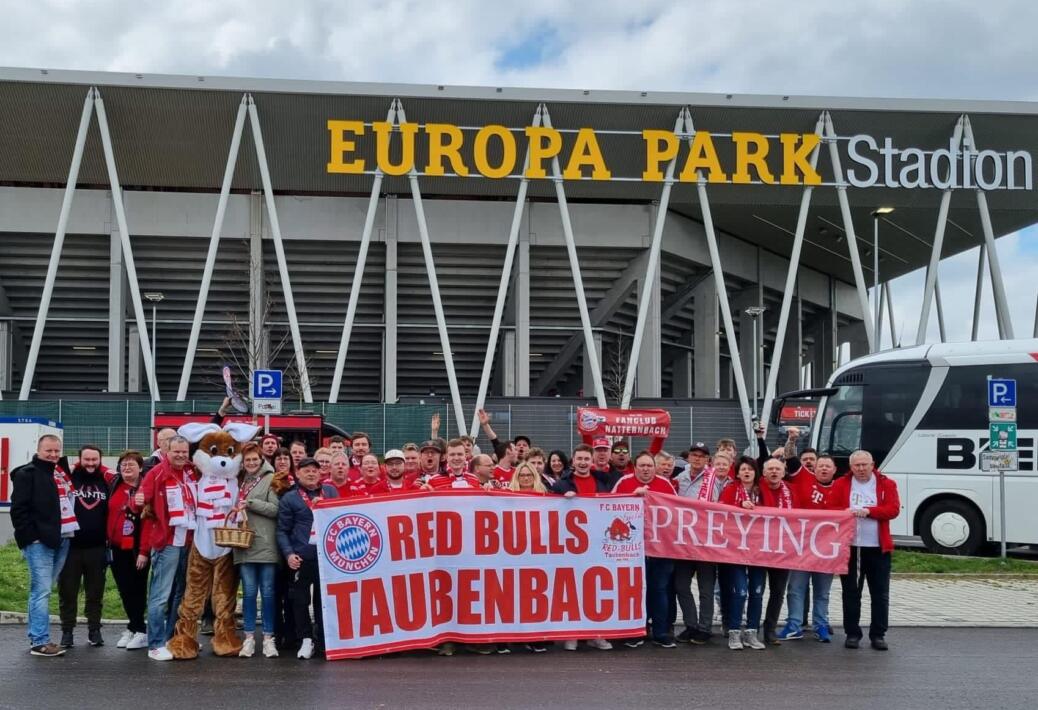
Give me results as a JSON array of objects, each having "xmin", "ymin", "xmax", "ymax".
[{"xmin": 2, "ymin": 626, "xmax": 1037, "ymax": 709}]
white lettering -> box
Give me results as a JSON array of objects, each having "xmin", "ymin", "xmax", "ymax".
[
  {"xmin": 703, "ymin": 509, "xmax": 728, "ymax": 548},
  {"xmin": 731, "ymin": 512, "xmax": 762, "ymax": 551},
  {"xmin": 1007, "ymin": 150, "xmax": 1033, "ymax": 190},
  {"xmin": 898, "ymin": 147, "xmax": 929, "ymax": 188},
  {"xmin": 647, "ymin": 504, "xmax": 672, "ymax": 544},
  {"xmin": 930, "ymin": 137, "xmax": 959, "ymax": 190},
  {"xmin": 776, "ymin": 517, "xmax": 807, "ymax": 556},
  {"xmin": 976, "ymin": 149, "xmax": 1004, "ymax": 190},
  {"xmin": 675, "ymin": 506, "xmax": 701, "ymax": 546},
  {"xmin": 846, "ymin": 135, "xmax": 878, "ymax": 187},
  {"xmin": 808, "ymin": 520, "xmax": 841, "ymax": 559},
  {"xmin": 760, "ymin": 515, "xmax": 774, "ymax": 553},
  {"xmin": 881, "ymin": 137, "xmax": 899, "ymax": 188}
]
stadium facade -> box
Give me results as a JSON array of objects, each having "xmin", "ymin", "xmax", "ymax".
[{"xmin": 0, "ymin": 67, "xmax": 1035, "ymax": 439}]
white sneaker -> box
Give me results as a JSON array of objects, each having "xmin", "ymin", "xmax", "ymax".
[
  {"xmin": 742, "ymin": 629, "xmax": 766, "ymax": 650},
  {"xmin": 297, "ymin": 638, "xmax": 314, "ymax": 659},
  {"xmin": 116, "ymin": 630, "xmax": 133, "ymax": 648},
  {"xmin": 262, "ymin": 636, "xmax": 279, "ymax": 658},
  {"xmin": 239, "ymin": 636, "xmax": 255, "ymax": 658},
  {"xmin": 728, "ymin": 630, "xmax": 744, "ymax": 650},
  {"xmin": 148, "ymin": 646, "xmax": 174, "ymax": 661},
  {"xmin": 126, "ymin": 632, "xmax": 148, "ymax": 650},
  {"xmin": 562, "ymin": 640, "xmax": 578, "ymax": 651},
  {"xmin": 587, "ymin": 638, "xmax": 613, "ymax": 651}
]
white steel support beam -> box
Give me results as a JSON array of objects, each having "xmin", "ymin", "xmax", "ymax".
[
  {"xmin": 963, "ymin": 116, "xmax": 1015, "ymax": 340},
  {"xmin": 396, "ymin": 100, "xmax": 467, "ymax": 433},
  {"xmin": 329, "ymin": 100, "xmax": 397, "ymax": 403},
  {"xmin": 876, "ymin": 282, "xmax": 886, "ymax": 349},
  {"xmin": 884, "ymin": 282, "xmax": 897, "ymax": 347},
  {"xmin": 247, "ymin": 95, "xmax": 313, "ymax": 402},
  {"xmin": 824, "ymin": 111, "xmax": 876, "ymax": 352},
  {"xmin": 469, "ymin": 107, "xmax": 542, "ymax": 436},
  {"xmin": 971, "ymin": 244, "xmax": 987, "ymax": 341},
  {"xmin": 20, "ymin": 88, "xmax": 95, "ymax": 400},
  {"xmin": 516, "ymin": 225, "xmax": 531, "ymax": 396},
  {"xmin": 94, "ymin": 89, "xmax": 161, "ymax": 402},
  {"xmin": 107, "ymin": 219, "xmax": 126, "ymax": 392},
  {"xmin": 247, "ymin": 192, "xmax": 267, "ymax": 372},
  {"xmin": 686, "ymin": 108, "xmax": 754, "ymax": 444},
  {"xmin": 177, "ymin": 95, "xmax": 248, "ymax": 401},
  {"xmin": 934, "ymin": 277, "xmax": 948, "ymax": 343},
  {"xmin": 541, "ymin": 104, "xmax": 607, "ymax": 408},
  {"xmin": 915, "ymin": 116, "xmax": 964, "ymax": 345},
  {"xmin": 383, "ymin": 195, "xmax": 398, "ymax": 403},
  {"xmin": 760, "ymin": 113, "xmax": 826, "ymax": 433},
  {"xmin": 621, "ymin": 110, "xmax": 684, "ymax": 409}
]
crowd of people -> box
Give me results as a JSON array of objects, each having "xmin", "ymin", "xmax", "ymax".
[{"xmin": 9, "ymin": 408, "xmax": 899, "ymax": 660}]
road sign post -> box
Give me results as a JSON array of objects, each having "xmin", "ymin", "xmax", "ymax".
[
  {"xmin": 252, "ymin": 369, "xmax": 283, "ymax": 417},
  {"xmin": 986, "ymin": 376, "xmax": 1017, "ymax": 559}
]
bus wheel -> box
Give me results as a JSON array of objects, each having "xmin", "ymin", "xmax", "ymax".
[{"xmin": 919, "ymin": 500, "xmax": 984, "ymax": 556}]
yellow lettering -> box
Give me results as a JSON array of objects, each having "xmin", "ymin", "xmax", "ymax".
[
  {"xmin": 473, "ymin": 125, "xmax": 517, "ymax": 178},
  {"xmin": 732, "ymin": 132, "xmax": 775, "ymax": 184},
  {"xmin": 425, "ymin": 123, "xmax": 469, "ymax": 177},
  {"xmin": 326, "ymin": 120, "xmax": 366, "ymax": 174},
  {"xmin": 780, "ymin": 133, "xmax": 822, "ymax": 185},
  {"xmin": 678, "ymin": 131, "xmax": 727, "ymax": 183},
  {"xmin": 525, "ymin": 127, "xmax": 563, "ymax": 179},
  {"xmin": 562, "ymin": 128, "xmax": 611, "ymax": 180},
  {"xmin": 373, "ymin": 121, "xmax": 418, "ymax": 176},
  {"xmin": 641, "ymin": 130, "xmax": 679, "ymax": 181}
]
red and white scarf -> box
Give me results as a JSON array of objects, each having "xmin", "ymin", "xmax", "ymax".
[
  {"xmin": 733, "ymin": 483, "xmax": 760, "ymax": 506},
  {"xmin": 768, "ymin": 481, "xmax": 794, "ymax": 509},
  {"xmin": 196, "ymin": 473, "xmax": 236, "ymax": 529},
  {"xmin": 697, "ymin": 466, "xmax": 720, "ymax": 502},
  {"xmin": 54, "ymin": 469, "xmax": 79, "ymax": 536}
]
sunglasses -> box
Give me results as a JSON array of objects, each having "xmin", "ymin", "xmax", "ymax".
[{"xmin": 613, "ymin": 448, "xmax": 629, "ymax": 454}]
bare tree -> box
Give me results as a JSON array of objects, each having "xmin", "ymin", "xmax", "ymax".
[{"xmin": 602, "ymin": 336, "xmax": 632, "ymax": 407}]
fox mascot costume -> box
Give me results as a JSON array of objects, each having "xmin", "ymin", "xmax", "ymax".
[{"xmin": 164, "ymin": 421, "xmax": 259, "ymax": 659}]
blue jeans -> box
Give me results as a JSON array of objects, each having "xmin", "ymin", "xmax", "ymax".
[
  {"xmin": 785, "ymin": 570, "xmax": 833, "ymax": 633},
  {"xmin": 147, "ymin": 545, "xmax": 184, "ymax": 649},
  {"xmin": 726, "ymin": 565, "xmax": 766, "ymax": 631},
  {"xmin": 239, "ymin": 563, "xmax": 277, "ymax": 634},
  {"xmin": 165, "ymin": 545, "xmax": 190, "ymax": 641},
  {"xmin": 645, "ymin": 557, "xmax": 675, "ymax": 641},
  {"xmin": 22, "ymin": 540, "xmax": 70, "ymax": 647}
]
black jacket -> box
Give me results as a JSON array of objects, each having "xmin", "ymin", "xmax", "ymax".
[
  {"xmin": 10, "ymin": 456, "xmax": 63, "ymax": 550},
  {"xmin": 276, "ymin": 483, "xmax": 338, "ymax": 561},
  {"xmin": 551, "ymin": 469, "xmax": 619, "ymax": 495}
]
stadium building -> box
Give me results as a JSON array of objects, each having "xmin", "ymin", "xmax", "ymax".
[{"xmin": 0, "ymin": 67, "xmax": 1035, "ymax": 439}]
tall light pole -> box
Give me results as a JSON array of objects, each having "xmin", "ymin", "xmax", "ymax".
[
  {"xmin": 744, "ymin": 306, "xmax": 766, "ymax": 421},
  {"xmin": 871, "ymin": 207, "xmax": 894, "ymax": 350},
  {"xmin": 144, "ymin": 292, "xmax": 164, "ymax": 419}
]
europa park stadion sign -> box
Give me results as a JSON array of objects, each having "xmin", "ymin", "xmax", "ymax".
[{"xmin": 326, "ymin": 120, "xmax": 1034, "ymax": 190}]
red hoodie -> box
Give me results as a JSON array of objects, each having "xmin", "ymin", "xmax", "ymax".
[{"xmin": 830, "ymin": 470, "xmax": 901, "ymax": 553}]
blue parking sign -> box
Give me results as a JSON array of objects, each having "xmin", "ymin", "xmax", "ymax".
[
  {"xmin": 987, "ymin": 378, "xmax": 1016, "ymax": 407},
  {"xmin": 252, "ymin": 370, "xmax": 283, "ymax": 399}
]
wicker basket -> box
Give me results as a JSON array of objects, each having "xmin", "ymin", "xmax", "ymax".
[{"xmin": 214, "ymin": 510, "xmax": 254, "ymax": 550}]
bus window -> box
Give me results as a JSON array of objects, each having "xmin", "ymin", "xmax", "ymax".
[
  {"xmin": 861, "ymin": 363, "xmax": 930, "ymax": 463},
  {"xmin": 920, "ymin": 364, "xmax": 1037, "ymax": 431},
  {"xmin": 819, "ymin": 385, "xmax": 863, "ymax": 455}
]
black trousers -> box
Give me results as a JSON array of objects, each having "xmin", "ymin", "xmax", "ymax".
[
  {"xmin": 291, "ymin": 558, "xmax": 323, "ymax": 645},
  {"xmin": 110, "ymin": 548, "xmax": 148, "ymax": 633},
  {"xmin": 840, "ymin": 546, "xmax": 891, "ymax": 640},
  {"xmin": 276, "ymin": 560, "xmax": 297, "ymax": 646},
  {"xmin": 58, "ymin": 545, "xmax": 107, "ymax": 632},
  {"xmin": 763, "ymin": 567, "xmax": 790, "ymax": 635}
]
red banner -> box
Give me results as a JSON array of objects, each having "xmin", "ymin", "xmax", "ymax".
[
  {"xmin": 576, "ymin": 408, "xmax": 671, "ymax": 452},
  {"xmin": 642, "ymin": 492, "xmax": 855, "ymax": 574}
]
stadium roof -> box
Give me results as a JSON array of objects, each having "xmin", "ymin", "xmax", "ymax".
[{"xmin": 2, "ymin": 66, "xmax": 1037, "ymax": 284}]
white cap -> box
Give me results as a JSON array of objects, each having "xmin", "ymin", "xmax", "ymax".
[{"xmin": 384, "ymin": 449, "xmax": 405, "ymax": 461}]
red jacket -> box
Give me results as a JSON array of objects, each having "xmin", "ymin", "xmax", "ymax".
[
  {"xmin": 368, "ymin": 477, "xmax": 422, "ymax": 496},
  {"xmin": 611, "ymin": 473, "xmax": 676, "ymax": 495},
  {"xmin": 830, "ymin": 470, "xmax": 901, "ymax": 553},
  {"xmin": 758, "ymin": 481, "xmax": 798, "ymax": 509},
  {"xmin": 427, "ymin": 471, "xmax": 484, "ymax": 490},
  {"xmin": 107, "ymin": 480, "xmax": 140, "ymax": 552},
  {"xmin": 137, "ymin": 459, "xmax": 199, "ymax": 556},
  {"xmin": 787, "ymin": 470, "xmax": 836, "ymax": 510}
]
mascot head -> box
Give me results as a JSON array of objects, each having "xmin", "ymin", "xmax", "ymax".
[{"xmin": 177, "ymin": 421, "xmax": 260, "ymax": 480}]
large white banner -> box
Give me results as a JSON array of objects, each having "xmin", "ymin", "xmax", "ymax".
[{"xmin": 313, "ymin": 491, "xmax": 646, "ymax": 660}]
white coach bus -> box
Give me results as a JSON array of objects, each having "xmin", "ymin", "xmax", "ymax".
[{"xmin": 772, "ymin": 339, "xmax": 1038, "ymax": 555}]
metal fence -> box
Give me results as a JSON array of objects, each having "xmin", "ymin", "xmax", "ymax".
[{"xmin": 0, "ymin": 398, "xmax": 751, "ymax": 457}]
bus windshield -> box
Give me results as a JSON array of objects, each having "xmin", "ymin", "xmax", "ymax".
[{"xmin": 818, "ymin": 385, "xmax": 863, "ymax": 455}]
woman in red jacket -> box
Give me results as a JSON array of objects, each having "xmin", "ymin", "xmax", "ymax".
[
  {"xmin": 830, "ymin": 450, "xmax": 901, "ymax": 651},
  {"xmin": 719, "ymin": 456, "xmax": 767, "ymax": 650},
  {"xmin": 107, "ymin": 451, "xmax": 149, "ymax": 650}
]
